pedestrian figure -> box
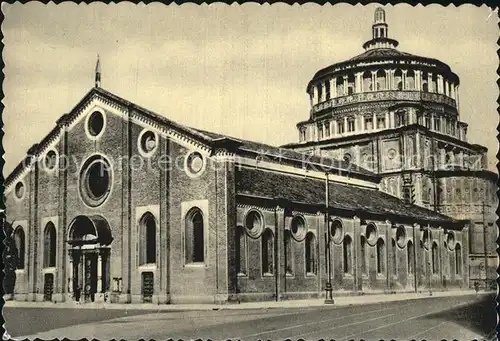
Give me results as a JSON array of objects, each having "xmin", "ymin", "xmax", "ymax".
[{"xmin": 474, "ymin": 281, "xmax": 480, "ymax": 295}]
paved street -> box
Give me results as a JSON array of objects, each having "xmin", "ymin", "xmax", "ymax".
[{"xmin": 5, "ymin": 293, "xmax": 495, "ymax": 340}]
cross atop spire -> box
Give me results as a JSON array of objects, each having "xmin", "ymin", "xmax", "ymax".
[{"xmin": 95, "ymin": 54, "xmax": 101, "ymax": 88}]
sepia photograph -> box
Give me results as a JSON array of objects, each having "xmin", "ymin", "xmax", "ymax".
[{"xmin": 1, "ymin": 2, "xmax": 498, "ymax": 340}]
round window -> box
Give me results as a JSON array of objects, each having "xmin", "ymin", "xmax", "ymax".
[
  {"xmin": 186, "ymin": 152, "xmax": 204, "ymax": 176},
  {"xmin": 396, "ymin": 226, "xmax": 406, "ymax": 248},
  {"xmin": 139, "ymin": 130, "xmax": 157, "ymax": 156},
  {"xmin": 14, "ymin": 181, "xmax": 25, "ymax": 199},
  {"xmin": 44, "ymin": 150, "xmax": 58, "ymax": 170},
  {"xmin": 80, "ymin": 156, "xmax": 112, "ymax": 207},
  {"xmin": 88, "ymin": 111, "xmax": 104, "ymax": 137},
  {"xmin": 329, "ymin": 219, "xmax": 343, "ymax": 244},
  {"xmin": 343, "ymin": 153, "xmax": 352, "ymax": 164},
  {"xmin": 387, "ymin": 148, "xmax": 397, "ymax": 160},
  {"xmin": 290, "ymin": 216, "xmax": 306, "ymax": 241},
  {"xmin": 366, "ymin": 224, "xmax": 378, "ymax": 246},
  {"xmin": 245, "ymin": 210, "xmax": 263, "ymax": 238}
]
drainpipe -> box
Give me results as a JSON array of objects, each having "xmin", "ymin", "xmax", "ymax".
[
  {"xmin": 274, "ymin": 204, "xmax": 279, "ymax": 302},
  {"xmin": 482, "ymin": 201, "xmax": 488, "ymax": 289},
  {"xmin": 214, "ymin": 160, "xmax": 219, "ymax": 304}
]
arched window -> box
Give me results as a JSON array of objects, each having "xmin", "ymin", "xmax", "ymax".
[
  {"xmin": 325, "ymin": 80, "xmax": 331, "ymax": 100},
  {"xmin": 185, "ymin": 208, "xmax": 204, "ymax": 263},
  {"xmin": 376, "ymin": 69, "xmax": 385, "ymax": 90},
  {"xmin": 422, "ymin": 81, "xmax": 429, "ymax": 92},
  {"xmin": 391, "ymin": 238, "xmax": 397, "ymax": 275},
  {"xmin": 336, "ymin": 76, "xmax": 344, "ymax": 96},
  {"xmin": 14, "ymin": 227, "xmax": 25, "ymax": 270},
  {"xmin": 394, "ymin": 69, "xmax": 403, "ymax": 90},
  {"xmin": 407, "ymin": 241, "xmax": 414, "ymax": 274},
  {"xmin": 139, "ymin": 213, "xmax": 156, "ymax": 265},
  {"xmin": 305, "ymin": 232, "xmax": 316, "ymax": 275},
  {"xmin": 262, "ymin": 229, "xmax": 274, "ymax": 275},
  {"xmin": 443, "ymin": 242, "xmax": 449, "ymax": 277},
  {"xmin": 455, "ymin": 244, "xmax": 462, "ymax": 275},
  {"xmin": 284, "ymin": 230, "xmax": 293, "ymax": 275},
  {"xmin": 431, "ymin": 242, "xmax": 439, "ymax": 274},
  {"xmin": 343, "ymin": 235, "xmax": 352, "ymax": 274},
  {"xmin": 360, "ymin": 235, "xmax": 367, "ymax": 275},
  {"xmin": 362, "ymin": 71, "xmax": 372, "ymax": 92},
  {"xmin": 449, "ymin": 248, "xmax": 455, "ymax": 276},
  {"xmin": 406, "ymin": 70, "xmax": 415, "ymax": 90},
  {"xmin": 235, "ymin": 226, "xmax": 247, "ymax": 275},
  {"xmin": 43, "ymin": 222, "xmax": 57, "ymax": 268},
  {"xmin": 376, "ymin": 238, "xmax": 385, "ymax": 274}
]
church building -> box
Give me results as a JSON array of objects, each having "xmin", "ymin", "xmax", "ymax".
[
  {"xmin": 284, "ymin": 7, "xmax": 497, "ymax": 289},
  {"xmin": 4, "ymin": 9, "xmax": 476, "ymax": 304}
]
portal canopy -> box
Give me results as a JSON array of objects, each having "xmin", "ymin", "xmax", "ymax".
[{"xmin": 67, "ymin": 215, "xmax": 113, "ymax": 246}]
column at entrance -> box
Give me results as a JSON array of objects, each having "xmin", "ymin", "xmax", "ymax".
[
  {"xmin": 70, "ymin": 249, "xmax": 82, "ymax": 302},
  {"xmin": 97, "ymin": 253, "xmax": 103, "ymax": 293},
  {"xmin": 69, "ymin": 247, "xmax": 107, "ymax": 303}
]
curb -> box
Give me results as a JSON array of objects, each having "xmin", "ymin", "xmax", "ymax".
[{"xmin": 4, "ymin": 290, "xmax": 489, "ymax": 311}]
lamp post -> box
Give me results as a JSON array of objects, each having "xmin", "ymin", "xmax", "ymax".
[
  {"xmin": 428, "ymin": 260, "xmax": 433, "ymax": 296},
  {"xmin": 481, "ymin": 200, "xmax": 488, "ymax": 290},
  {"xmin": 324, "ymin": 172, "xmax": 334, "ymax": 304},
  {"xmin": 424, "ymin": 226, "xmax": 432, "ymax": 296}
]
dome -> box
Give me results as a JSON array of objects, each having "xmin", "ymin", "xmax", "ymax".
[
  {"xmin": 307, "ymin": 8, "xmax": 459, "ymax": 94},
  {"xmin": 295, "ymin": 8, "xmax": 465, "ymax": 148}
]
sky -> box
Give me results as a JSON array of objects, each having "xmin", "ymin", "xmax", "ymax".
[{"xmin": 2, "ymin": 3, "xmax": 498, "ymax": 175}]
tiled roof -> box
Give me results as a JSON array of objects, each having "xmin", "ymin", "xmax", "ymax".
[
  {"xmin": 236, "ymin": 167, "xmax": 459, "ymax": 224},
  {"xmin": 348, "ymin": 48, "xmax": 417, "ymax": 62},
  {"xmin": 191, "ymin": 128, "xmax": 376, "ymax": 178},
  {"xmin": 4, "ymin": 87, "xmax": 378, "ymax": 187},
  {"xmin": 309, "ymin": 48, "xmax": 457, "ymax": 86},
  {"xmin": 96, "ymin": 87, "xmax": 376, "ymax": 179}
]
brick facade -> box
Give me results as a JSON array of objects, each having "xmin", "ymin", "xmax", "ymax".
[{"xmin": 5, "ymin": 87, "xmax": 470, "ymax": 305}]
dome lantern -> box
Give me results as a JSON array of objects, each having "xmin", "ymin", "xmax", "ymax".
[{"xmin": 363, "ymin": 7, "xmax": 398, "ymax": 51}]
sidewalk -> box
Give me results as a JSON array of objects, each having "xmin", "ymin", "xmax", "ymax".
[{"xmin": 4, "ymin": 289, "xmax": 487, "ymax": 311}]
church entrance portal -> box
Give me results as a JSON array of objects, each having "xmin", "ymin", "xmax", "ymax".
[{"xmin": 67, "ymin": 215, "xmax": 113, "ymax": 304}]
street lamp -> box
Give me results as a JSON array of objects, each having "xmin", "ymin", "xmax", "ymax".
[
  {"xmin": 324, "ymin": 173, "xmax": 334, "ymax": 304},
  {"xmin": 325, "ymin": 219, "xmax": 334, "ymax": 304},
  {"xmin": 423, "ymin": 226, "xmax": 432, "ymax": 296},
  {"xmin": 428, "ymin": 260, "xmax": 433, "ymax": 296}
]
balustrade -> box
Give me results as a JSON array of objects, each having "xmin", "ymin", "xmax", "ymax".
[{"xmin": 312, "ymin": 90, "xmax": 457, "ymax": 114}]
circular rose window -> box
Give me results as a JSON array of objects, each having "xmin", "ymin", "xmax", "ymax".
[
  {"xmin": 88, "ymin": 111, "xmax": 104, "ymax": 137},
  {"xmin": 44, "ymin": 150, "xmax": 58, "ymax": 170},
  {"xmin": 80, "ymin": 155, "xmax": 112, "ymax": 207},
  {"xmin": 14, "ymin": 181, "xmax": 25, "ymax": 199},
  {"xmin": 245, "ymin": 210, "xmax": 263, "ymax": 238},
  {"xmin": 290, "ymin": 216, "xmax": 306, "ymax": 241},
  {"xmin": 139, "ymin": 130, "xmax": 157, "ymax": 156},
  {"xmin": 366, "ymin": 224, "xmax": 378, "ymax": 246},
  {"xmin": 329, "ymin": 219, "xmax": 343, "ymax": 244},
  {"xmin": 387, "ymin": 148, "xmax": 397, "ymax": 160},
  {"xmin": 185, "ymin": 152, "xmax": 205, "ymax": 176},
  {"xmin": 396, "ymin": 226, "xmax": 406, "ymax": 248}
]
